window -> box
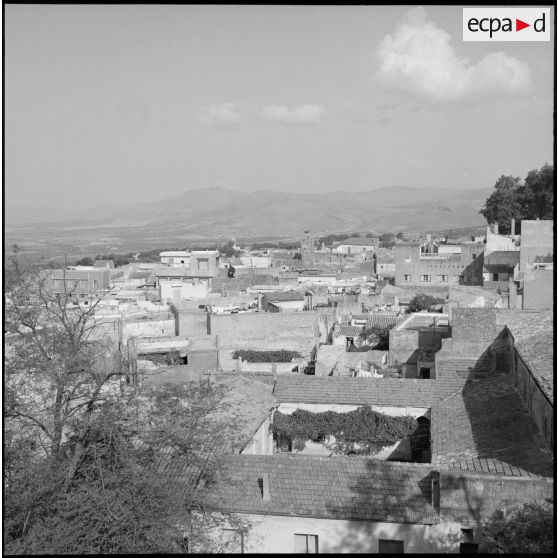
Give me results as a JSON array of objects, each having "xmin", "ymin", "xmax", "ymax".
[
  {"xmin": 277, "ymin": 432, "xmax": 292, "ymax": 452},
  {"xmin": 294, "ymin": 534, "xmax": 318, "ymax": 553},
  {"xmin": 461, "ymin": 528, "xmax": 474, "ymax": 542},
  {"xmin": 459, "ymin": 528, "xmax": 477, "ymax": 553},
  {"xmin": 436, "ymin": 275, "xmax": 448, "ymax": 282},
  {"xmin": 492, "ymin": 273, "xmax": 498, "ymax": 281},
  {"xmin": 472, "ymin": 253, "xmax": 476, "ymax": 259},
  {"xmin": 378, "ymin": 539, "xmax": 404, "ymax": 553},
  {"xmin": 420, "ymin": 367, "xmax": 431, "ymax": 379},
  {"xmin": 404, "ymin": 274, "xmax": 411, "ymax": 282},
  {"xmin": 421, "ymin": 274, "xmax": 431, "ymax": 282},
  {"xmin": 221, "ymin": 529, "xmax": 244, "ymax": 553},
  {"xmin": 198, "ymin": 258, "xmax": 209, "ymax": 270}
]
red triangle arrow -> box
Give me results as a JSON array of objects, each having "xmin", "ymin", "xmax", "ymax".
[{"xmin": 516, "ymin": 18, "xmax": 530, "ymax": 31}]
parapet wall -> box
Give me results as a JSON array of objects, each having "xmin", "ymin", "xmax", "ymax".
[
  {"xmin": 209, "ymin": 310, "xmax": 318, "ymax": 339},
  {"xmin": 122, "ymin": 318, "xmax": 176, "ymax": 344},
  {"xmin": 440, "ymin": 470, "xmax": 553, "ymax": 526},
  {"xmin": 210, "ymin": 311, "xmax": 319, "ymax": 358}
]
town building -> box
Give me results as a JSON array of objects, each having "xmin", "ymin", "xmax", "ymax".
[
  {"xmin": 333, "ymin": 238, "xmax": 378, "ymax": 254},
  {"xmin": 193, "ymin": 360, "xmax": 552, "ymax": 552},
  {"xmin": 160, "ymin": 250, "xmax": 191, "ymax": 267},
  {"xmin": 50, "ymin": 267, "xmax": 111, "ymax": 300},
  {"xmin": 510, "ymin": 219, "xmax": 554, "ymax": 310},
  {"xmin": 261, "ymin": 291, "xmax": 306, "ymax": 313},
  {"xmin": 394, "ymin": 241, "xmax": 484, "ymax": 287}
]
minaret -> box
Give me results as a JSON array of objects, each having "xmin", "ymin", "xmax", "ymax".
[{"xmin": 301, "ymin": 230, "xmax": 315, "ymax": 268}]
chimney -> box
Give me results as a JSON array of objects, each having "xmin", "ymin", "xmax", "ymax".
[
  {"xmin": 426, "ymin": 233, "xmax": 431, "ymax": 243},
  {"xmin": 257, "ymin": 292, "xmax": 263, "ymax": 312},
  {"xmin": 493, "ymin": 222, "xmax": 499, "ymax": 235},
  {"xmin": 258, "ymin": 473, "xmax": 270, "ymax": 500},
  {"xmin": 510, "ymin": 218, "xmax": 515, "ymax": 236}
]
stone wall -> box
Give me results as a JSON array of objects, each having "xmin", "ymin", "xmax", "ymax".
[
  {"xmin": 174, "ymin": 310, "xmax": 209, "ymax": 337},
  {"xmin": 440, "ymin": 470, "xmax": 553, "ymax": 528},
  {"xmin": 512, "ymin": 349, "xmax": 553, "ymax": 451},
  {"xmin": 209, "ymin": 311, "xmax": 318, "ymax": 342},
  {"xmin": 212, "ymin": 271, "xmax": 279, "ymax": 294},
  {"xmin": 389, "ymin": 328, "xmax": 419, "ymax": 370},
  {"xmin": 522, "ymin": 270, "xmax": 553, "ymax": 309},
  {"xmin": 122, "ymin": 318, "xmax": 176, "ymax": 344},
  {"xmin": 519, "ymin": 220, "xmax": 553, "ymax": 270}
]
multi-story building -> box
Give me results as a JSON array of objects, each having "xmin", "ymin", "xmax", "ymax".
[{"xmin": 394, "ymin": 242, "xmax": 484, "ymax": 287}]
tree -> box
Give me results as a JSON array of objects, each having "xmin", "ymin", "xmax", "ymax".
[
  {"xmin": 521, "ymin": 163, "xmax": 554, "ymax": 220},
  {"xmin": 406, "ymin": 293, "xmax": 445, "ymax": 313},
  {"xmin": 358, "ymin": 326, "xmax": 392, "ymax": 350},
  {"xmin": 396, "ymin": 232, "xmax": 404, "ymax": 240},
  {"xmin": 4, "ymin": 252, "xmax": 249, "ymax": 553},
  {"xmin": 379, "ymin": 233, "xmax": 395, "ymax": 249},
  {"xmin": 479, "ymin": 165, "xmax": 554, "ymax": 234},
  {"xmin": 76, "ymin": 257, "xmax": 94, "ymax": 266},
  {"xmin": 479, "ymin": 175, "xmax": 523, "ymax": 234},
  {"xmin": 480, "ymin": 502, "xmax": 553, "ymax": 554},
  {"xmin": 219, "ymin": 240, "xmax": 239, "ymax": 258}
]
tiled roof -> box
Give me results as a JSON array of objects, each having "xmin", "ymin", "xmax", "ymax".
[
  {"xmin": 128, "ymin": 270, "xmax": 152, "ymax": 280},
  {"xmin": 448, "ymin": 285, "xmax": 502, "ymax": 301},
  {"xmin": 155, "ymin": 268, "xmax": 190, "ymax": 277},
  {"xmin": 337, "ymin": 326, "xmax": 364, "ymax": 337},
  {"xmin": 152, "ymin": 375, "xmax": 276, "ymax": 482},
  {"xmin": 93, "ymin": 259, "xmax": 114, "ymax": 268},
  {"xmin": 264, "ymin": 291, "xmax": 305, "ymax": 302},
  {"xmin": 334, "ymin": 239, "xmax": 378, "ymax": 247},
  {"xmin": 207, "ymin": 454, "xmax": 439, "ymax": 524},
  {"xmin": 273, "ymin": 376, "xmax": 463, "ymax": 407},
  {"xmin": 432, "ymin": 371, "xmax": 553, "ymax": 478},
  {"xmin": 495, "ymin": 309, "xmax": 554, "ymax": 403},
  {"xmin": 514, "ymin": 333, "xmax": 554, "ymax": 403},
  {"xmin": 365, "ymin": 314, "xmax": 405, "ymax": 330},
  {"xmin": 203, "ymin": 369, "xmax": 275, "ymax": 377}
]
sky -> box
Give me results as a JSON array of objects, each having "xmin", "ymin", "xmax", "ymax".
[{"xmin": 5, "ymin": 4, "xmax": 555, "ymax": 209}]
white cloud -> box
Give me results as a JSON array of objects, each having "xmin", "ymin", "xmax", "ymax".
[
  {"xmin": 199, "ymin": 103, "xmax": 242, "ymax": 128},
  {"xmin": 261, "ymin": 103, "xmax": 325, "ymax": 125},
  {"xmin": 376, "ymin": 7, "xmax": 532, "ymax": 102}
]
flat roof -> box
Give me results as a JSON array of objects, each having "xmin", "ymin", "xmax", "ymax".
[
  {"xmin": 160, "ymin": 251, "xmax": 190, "ymax": 257},
  {"xmin": 395, "ymin": 313, "xmax": 449, "ymax": 331}
]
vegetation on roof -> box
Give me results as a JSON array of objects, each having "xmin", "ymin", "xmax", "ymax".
[
  {"xmin": 406, "ymin": 294, "xmax": 446, "ymax": 314},
  {"xmin": 270, "ymin": 406, "xmax": 418, "ymax": 455},
  {"xmin": 232, "ymin": 349, "xmax": 301, "ymax": 363}
]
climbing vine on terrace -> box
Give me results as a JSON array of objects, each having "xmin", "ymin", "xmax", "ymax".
[
  {"xmin": 232, "ymin": 350, "xmax": 301, "ymax": 363},
  {"xmin": 270, "ymin": 406, "xmax": 417, "ymax": 446}
]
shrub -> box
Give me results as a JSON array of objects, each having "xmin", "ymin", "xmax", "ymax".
[
  {"xmin": 232, "ymin": 349, "xmax": 301, "ymax": 363},
  {"xmin": 270, "ymin": 406, "xmax": 417, "ymax": 448},
  {"xmin": 406, "ymin": 294, "xmax": 445, "ymax": 313}
]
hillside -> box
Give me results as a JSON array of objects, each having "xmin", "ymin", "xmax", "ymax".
[{"xmin": 6, "ymin": 185, "xmax": 490, "ymax": 236}]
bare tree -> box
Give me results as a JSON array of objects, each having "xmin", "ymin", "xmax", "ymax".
[{"xmin": 4, "ymin": 252, "xmax": 250, "ymax": 553}]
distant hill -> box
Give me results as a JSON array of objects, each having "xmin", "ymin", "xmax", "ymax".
[{"xmin": 5, "ymin": 185, "xmax": 491, "ymax": 239}]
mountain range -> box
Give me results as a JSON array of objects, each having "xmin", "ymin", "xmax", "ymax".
[{"xmin": 6, "ymin": 186, "xmax": 491, "ymax": 238}]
